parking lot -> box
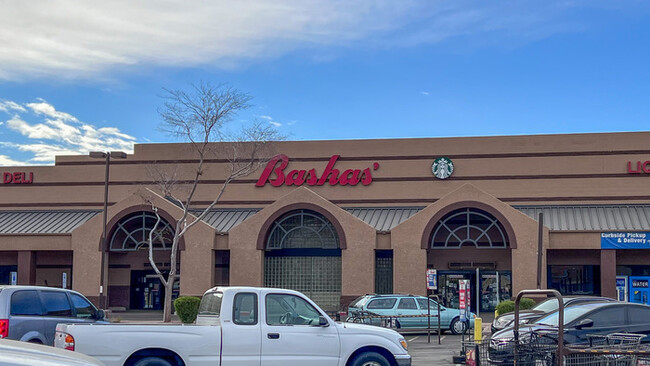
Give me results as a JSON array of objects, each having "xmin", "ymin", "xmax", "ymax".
[{"xmin": 406, "ymin": 334, "xmax": 465, "ymax": 365}]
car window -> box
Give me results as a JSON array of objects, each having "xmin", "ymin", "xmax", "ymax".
[
  {"xmin": 70, "ymin": 293, "xmax": 97, "ymax": 319},
  {"xmin": 397, "ymin": 298, "xmax": 417, "ymax": 310},
  {"xmin": 41, "ymin": 291, "xmax": 72, "ymax": 317},
  {"xmin": 416, "ymin": 298, "xmax": 438, "ymax": 310},
  {"xmin": 10, "ymin": 290, "xmax": 42, "ymax": 316},
  {"xmin": 628, "ymin": 306, "xmax": 650, "ymax": 324},
  {"xmin": 266, "ymin": 294, "xmax": 321, "ymax": 326},
  {"xmin": 536, "ymin": 306, "xmax": 598, "ymax": 326},
  {"xmin": 367, "ymin": 298, "xmax": 396, "ymax": 310},
  {"xmin": 587, "ymin": 307, "xmax": 625, "ymax": 327},
  {"xmin": 198, "ymin": 291, "xmax": 223, "ymax": 316},
  {"xmin": 233, "ymin": 293, "xmax": 257, "ymax": 325}
]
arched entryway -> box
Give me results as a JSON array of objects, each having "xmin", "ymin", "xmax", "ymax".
[
  {"xmin": 427, "ymin": 207, "xmax": 512, "ymax": 313},
  {"xmin": 263, "ymin": 209, "xmax": 342, "ymax": 313},
  {"xmin": 107, "ymin": 211, "xmax": 179, "ymax": 310}
]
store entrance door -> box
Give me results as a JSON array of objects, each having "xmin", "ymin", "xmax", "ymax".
[
  {"xmin": 130, "ymin": 270, "xmax": 180, "ymax": 310},
  {"xmin": 437, "ymin": 270, "xmax": 512, "ymax": 313}
]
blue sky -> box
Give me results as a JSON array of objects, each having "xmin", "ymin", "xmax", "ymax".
[{"xmin": 1, "ymin": 1, "xmax": 650, "ymax": 165}]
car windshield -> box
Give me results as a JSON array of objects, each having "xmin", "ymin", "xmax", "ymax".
[
  {"xmin": 533, "ymin": 299, "xmax": 562, "ymax": 313},
  {"xmin": 534, "ymin": 306, "xmax": 594, "ymax": 326},
  {"xmin": 349, "ymin": 296, "xmax": 370, "ymax": 308}
]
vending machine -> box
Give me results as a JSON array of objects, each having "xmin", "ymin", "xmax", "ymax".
[{"xmin": 616, "ymin": 276, "xmax": 628, "ymax": 302}]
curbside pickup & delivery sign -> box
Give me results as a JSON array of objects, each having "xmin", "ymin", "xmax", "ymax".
[{"xmin": 601, "ymin": 232, "xmax": 650, "ymax": 249}]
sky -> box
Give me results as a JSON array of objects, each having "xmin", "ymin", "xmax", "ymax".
[{"xmin": 1, "ymin": 0, "xmax": 650, "ymax": 166}]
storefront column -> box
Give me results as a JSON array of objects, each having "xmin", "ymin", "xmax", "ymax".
[
  {"xmin": 17, "ymin": 251, "xmax": 36, "ymax": 285},
  {"xmin": 600, "ymin": 249, "xmax": 616, "ymax": 298}
]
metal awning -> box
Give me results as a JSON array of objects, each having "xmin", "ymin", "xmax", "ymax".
[
  {"xmin": 2, "ymin": 204, "xmax": 648, "ymax": 235},
  {"xmin": 192, "ymin": 209, "xmax": 260, "ymax": 233},
  {"xmin": 0, "ymin": 210, "xmax": 100, "ymax": 234},
  {"xmin": 515, "ymin": 205, "xmax": 650, "ymax": 231},
  {"xmin": 344, "ymin": 207, "xmax": 424, "ymax": 232}
]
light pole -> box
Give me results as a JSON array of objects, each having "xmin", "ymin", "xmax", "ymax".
[{"xmin": 90, "ymin": 151, "xmax": 127, "ymax": 309}]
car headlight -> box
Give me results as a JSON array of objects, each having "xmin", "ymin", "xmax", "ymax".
[
  {"xmin": 399, "ymin": 338, "xmax": 408, "ymax": 351},
  {"xmin": 494, "ymin": 317, "xmax": 512, "ymax": 328}
]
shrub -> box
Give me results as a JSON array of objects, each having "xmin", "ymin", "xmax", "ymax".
[
  {"xmin": 174, "ymin": 296, "xmax": 201, "ymax": 323},
  {"xmin": 495, "ymin": 298, "xmax": 536, "ymax": 316}
]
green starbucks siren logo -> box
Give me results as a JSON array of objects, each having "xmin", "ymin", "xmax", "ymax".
[{"xmin": 432, "ymin": 157, "xmax": 454, "ymax": 179}]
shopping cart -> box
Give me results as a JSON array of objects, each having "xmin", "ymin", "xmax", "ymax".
[{"xmin": 564, "ymin": 333, "xmax": 647, "ymax": 366}]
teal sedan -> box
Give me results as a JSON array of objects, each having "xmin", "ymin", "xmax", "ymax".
[{"xmin": 347, "ymin": 294, "xmax": 475, "ymax": 334}]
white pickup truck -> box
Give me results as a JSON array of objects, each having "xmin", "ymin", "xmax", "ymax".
[{"xmin": 55, "ymin": 287, "xmax": 411, "ymax": 366}]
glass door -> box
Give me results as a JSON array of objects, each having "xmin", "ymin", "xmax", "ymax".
[
  {"xmin": 479, "ymin": 271, "xmax": 512, "ymax": 312},
  {"xmin": 438, "ymin": 272, "xmax": 475, "ymax": 313}
]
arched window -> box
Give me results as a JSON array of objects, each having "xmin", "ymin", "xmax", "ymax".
[
  {"xmin": 430, "ymin": 208, "xmax": 508, "ymax": 249},
  {"xmin": 266, "ymin": 209, "xmax": 339, "ymax": 250},
  {"xmin": 264, "ymin": 209, "xmax": 341, "ymax": 312},
  {"xmin": 109, "ymin": 211, "xmax": 174, "ymax": 252}
]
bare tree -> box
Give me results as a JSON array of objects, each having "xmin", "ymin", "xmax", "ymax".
[{"xmin": 145, "ymin": 82, "xmax": 282, "ymax": 322}]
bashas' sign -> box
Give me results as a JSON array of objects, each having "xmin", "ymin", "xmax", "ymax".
[
  {"xmin": 256, "ymin": 154, "xmax": 380, "ymax": 187},
  {"xmin": 601, "ymin": 232, "xmax": 650, "ymax": 249}
]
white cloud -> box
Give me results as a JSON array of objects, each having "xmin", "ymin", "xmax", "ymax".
[
  {"xmin": 0, "ymin": 100, "xmax": 136, "ymax": 165},
  {"xmin": 0, "ymin": 101, "xmax": 27, "ymax": 113},
  {"xmin": 259, "ymin": 115, "xmax": 282, "ymax": 127},
  {"xmin": 420, "ymin": 91, "xmax": 430, "ymax": 96},
  {"xmin": 0, "ymin": 0, "xmax": 614, "ymax": 80},
  {"xmin": 26, "ymin": 100, "xmax": 78, "ymax": 122},
  {"xmin": 0, "ymin": 154, "xmax": 29, "ymax": 166}
]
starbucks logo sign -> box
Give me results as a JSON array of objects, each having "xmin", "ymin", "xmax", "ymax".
[{"xmin": 432, "ymin": 157, "xmax": 454, "ymax": 179}]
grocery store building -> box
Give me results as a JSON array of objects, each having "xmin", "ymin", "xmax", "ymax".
[{"xmin": 1, "ymin": 131, "xmax": 650, "ymax": 313}]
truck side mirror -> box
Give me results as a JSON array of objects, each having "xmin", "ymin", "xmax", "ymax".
[
  {"xmin": 96, "ymin": 309, "xmax": 106, "ymax": 321},
  {"xmin": 318, "ymin": 316, "xmax": 329, "ymax": 326}
]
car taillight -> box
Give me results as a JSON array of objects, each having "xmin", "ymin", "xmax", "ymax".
[
  {"xmin": 0, "ymin": 319, "xmax": 8, "ymax": 338},
  {"xmin": 57, "ymin": 332, "xmax": 75, "ymax": 351}
]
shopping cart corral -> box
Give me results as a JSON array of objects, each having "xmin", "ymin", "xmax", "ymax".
[
  {"xmin": 458, "ymin": 289, "xmax": 650, "ymax": 365},
  {"xmin": 462, "ymin": 332, "xmax": 647, "ymax": 366}
]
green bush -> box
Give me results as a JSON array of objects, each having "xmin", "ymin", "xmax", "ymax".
[
  {"xmin": 174, "ymin": 296, "xmax": 201, "ymax": 323},
  {"xmin": 495, "ymin": 298, "xmax": 536, "ymax": 316}
]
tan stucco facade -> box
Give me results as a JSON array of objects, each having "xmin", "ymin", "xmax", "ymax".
[{"xmin": 1, "ymin": 131, "xmax": 650, "ymax": 311}]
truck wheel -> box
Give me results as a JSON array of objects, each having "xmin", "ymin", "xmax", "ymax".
[
  {"xmin": 450, "ymin": 317, "xmax": 467, "ymax": 335},
  {"xmin": 133, "ymin": 357, "xmax": 174, "ymax": 366},
  {"xmin": 350, "ymin": 351, "xmax": 390, "ymax": 366}
]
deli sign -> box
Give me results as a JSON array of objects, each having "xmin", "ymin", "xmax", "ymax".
[
  {"xmin": 256, "ymin": 154, "xmax": 379, "ymax": 187},
  {"xmin": 2, "ymin": 172, "xmax": 33, "ymax": 184}
]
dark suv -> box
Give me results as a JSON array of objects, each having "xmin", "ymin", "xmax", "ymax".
[{"xmin": 0, "ymin": 286, "xmax": 107, "ymax": 345}]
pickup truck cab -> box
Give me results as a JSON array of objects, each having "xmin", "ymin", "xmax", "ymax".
[{"xmin": 55, "ymin": 287, "xmax": 411, "ymax": 366}]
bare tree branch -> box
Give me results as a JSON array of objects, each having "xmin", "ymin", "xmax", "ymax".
[{"xmin": 148, "ymin": 82, "xmax": 283, "ymax": 322}]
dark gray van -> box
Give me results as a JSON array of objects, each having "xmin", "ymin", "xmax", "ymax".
[{"xmin": 0, "ymin": 286, "xmax": 107, "ymax": 345}]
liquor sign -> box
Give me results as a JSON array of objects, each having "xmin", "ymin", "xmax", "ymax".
[
  {"xmin": 601, "ymin": 232, "xmax": 650, "ymax": 249},
  {"xmin": 426, "ymin": 269, "xmax": 437, "ymax": 290},
  {"xmin": 256, "ymin": 154, "xmax": 380, "ymax": 187},
  {"xmin": 2, "ymin": 172, "xmax": 33, "ymax": 184},
  {"xmin": 628, "ymin": 161, "xmax": 650, "ymax": 174}
]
